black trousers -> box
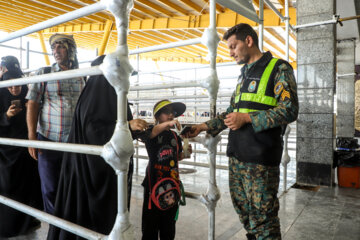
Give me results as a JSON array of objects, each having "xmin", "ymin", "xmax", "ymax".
[{"xmin": 141, "ymin": 189, "xmax": 178, "ymax": 240}]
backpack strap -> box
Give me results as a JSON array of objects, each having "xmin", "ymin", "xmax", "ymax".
[{"xmin": 41, "ymin": 66, "xmax": 52, "ymax": 105}]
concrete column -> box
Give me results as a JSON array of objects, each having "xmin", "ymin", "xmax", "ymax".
[
  {"xmin": 296, "ymin": 0, "xmax": 336, "ymax": 186},
  {"xmin": 336, "ymin": 39, "xmax": 356, "ymax": 137}
]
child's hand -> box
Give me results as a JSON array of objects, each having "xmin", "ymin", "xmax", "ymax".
[
  {"xmin": 188, "ymin": 144, "xmax": 192, "ymax": 155},
  {"xmin": 167, "ymin": 119, "xmax": 180, "ymax": 131}
]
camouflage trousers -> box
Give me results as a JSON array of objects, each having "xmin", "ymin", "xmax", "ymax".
[{"xmin": 229, "ymin": 157, "xmax": 281, "ymax": 240}]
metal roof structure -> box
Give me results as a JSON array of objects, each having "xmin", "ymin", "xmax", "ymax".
[{"xmin": 0, "ymin": 0, "xmax": 297, "ymax": 65}]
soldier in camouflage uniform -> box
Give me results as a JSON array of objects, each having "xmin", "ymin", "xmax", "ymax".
[{"xmin": 185, "ymin": 23, "xmax": 298, "ymax": 240}]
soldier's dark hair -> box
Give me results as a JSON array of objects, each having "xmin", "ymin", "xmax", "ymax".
[{"xmin": 223, "ymin": 23, "xmax": 259, "ymax": 49}]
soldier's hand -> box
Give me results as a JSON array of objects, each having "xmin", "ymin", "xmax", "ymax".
[
  {"xmin": 183, "ymin": 123, "xmax": 208, "ymax": 138},
  {"xmin": 224, "ymin": 112, "xmax": 251, "ymax": 130}
]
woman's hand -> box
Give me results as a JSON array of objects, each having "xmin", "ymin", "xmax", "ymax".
[
  {"xmin": 6, "ymin": 104, "xmax": 22, "ymax": 119},
  {"xmin": 129, "ymin": 119, "xmax": 148, "ymax": 131}
]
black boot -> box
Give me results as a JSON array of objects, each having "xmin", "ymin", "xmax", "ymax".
[{"xmin": 246, "ymin": 233, "xmax": 256, "ymax": 240}]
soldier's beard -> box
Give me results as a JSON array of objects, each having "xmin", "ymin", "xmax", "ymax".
[{"xmin": 237, "ymin": 54, "xmax": 250, "ymax": 65}]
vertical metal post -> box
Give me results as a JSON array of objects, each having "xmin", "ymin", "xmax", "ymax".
[
  {"xmin": 283, "ymin": 0, "xmax": 290, "ymax": 192},
  {"xmin": 19, "ymin": 37, "xmax": 23, "ymax": 68},
  {"xmin": 26, "ymin": 41, "xmax": 30, "ymax": 69},
  {"xmin": 135, "ymin": 47, "xmax": 140, "ymax": 174},
  {"xmin": 208, "ymin": 1, "xmax": 217, "ymax": 239},
  {"xmin": 285, "ymin": 0, "xmax": 290, "ymax": 61},
  {"xmin": 259, "ymin": 0, "xmax": 264, "ymax": 52},
  {"xmin": 117, "ymin": 92, "xmax": 128, "ymax": 215}
]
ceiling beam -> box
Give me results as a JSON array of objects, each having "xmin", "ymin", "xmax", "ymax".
[
  {"xmin": 136, "ymin": 0, "xmax": 174, "ymax": 18},
  {"xmin": 41, "ymin": 8, "xmax": 296, "ymax": 35},
  {"xmin": 277, "ymin": 0, "xmax": 285, "ymax": 8},
  {"xmin": 179, "ymin": 0, "xmax": 207, "ymax": 14},
  {"xmin": 13, "ymin": 0, "xmax": 101, "ymax": 23},
  {"xmin": 201, "ymin": 0, "xmax": 226, "ymax": 13},
  {"xmin": 133, "ymin": 2, "xmax": 160, "ymax": 18},
  {"xmin": 253, "ymin": 0, "xmax": 269, "ymax": 9},
  {"xmin": 157, "ymin": 0, "xmax": 189, "ymax": 15},
  {"xmin": 52, "ymin": 0, "xmax": 113, "ymax": 21},
  {"xmin": 266, "ymin": 28, "xmax": 296, "ymax": 54}
]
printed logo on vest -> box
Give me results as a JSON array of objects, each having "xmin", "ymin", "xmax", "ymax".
[
  {"xmin": 274, "ymin": 82, "xmax": 283, "ymax": 95},
  {"xmin": 248, "ymin": 80, "xmax": 257, "ymax": 92}
]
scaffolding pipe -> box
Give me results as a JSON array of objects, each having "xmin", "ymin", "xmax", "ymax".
[
  {"xmin": 129, "ymin": 38, "xmax": 202, "ymax": 55},
  {"xmin": 0, "ymin": 44, "xmax": 51, "ymax": 56},
  {"xmin": 337, "ymin": 73, "xmax": 356, "ymax": 78},
  {"xmin": 294, "ymin": 15, "xmax": 338, "ymax": 29},
  {"xmin": 185, "ymin": 191, "xmax": 202, "ymax": 200},
  {"xmin": 0, "ymin": 66, "xmax": 102, "ymax": 88},
  {"xmin": 285, "ymin": 0, "xmax": 290, "ymax": 62},
  {"xmin": 264, "ymin": 0, "xmax": 295, "ymax": 33},
  {"xmin": 339, "ymin": 15, "xmax": 360, "ymax": 22},
  {"xmin": 0, "ymin": 195, "xmax": 106, "ymax": 240},
  {"xmin": 259, "ymin": 0, "xmax": 264, "ymax": 52},
  {"xmin": 0, "ymin": 138, "xmax": 103, "ymax": 156},
  {"xmin": 135, "ymin": 47, "xmax": 140, "ymax": 174},
  {"xmin": 130, "ymin": 81, "xmax": 201, "ymax": 91},
  {"xmin": 138, "ymin": 62, "xmax": 237, "ymax": 75},
  {"xmin": 0, "ymin": 2, "xmax": 105, "ymax": 43},
  {"xmin": 205, "ymin": 1, "xmax": 220, "ymax": 239},
  {"xmin": 264, "ymin": 0, "xmax": 285, "ymax": 21},
  {"xmin": 129, "ymin": 93, "xmax": 232, "ymax": 101},
  {"xmin": 26, "ymin": 41, "xmax": 30, "ymax": 69},
  {"xmin": 19, "ymin": 37, "xmax": 23, "ymax": 68}
]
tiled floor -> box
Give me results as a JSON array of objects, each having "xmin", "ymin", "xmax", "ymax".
[
  {"xmin": 4, "ymin": 136, "xmax": 360, "ymax": 240},
  {"xmin": 6, "ymin": 167, "xmax": 360, "ymax": 240}
]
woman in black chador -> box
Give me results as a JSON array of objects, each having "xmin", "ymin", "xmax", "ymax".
[
  {"xmin": 48, "ymin": 55, "xmax": 148, "ymax": 239},
  {"xmin": 0, "ymin": 56, "xmax": 42, "ymax": 238}
]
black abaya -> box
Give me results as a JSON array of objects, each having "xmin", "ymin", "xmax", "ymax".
[
  {"xmin": 47, "ymin": 55, "xmax": 136, "ymax": 240},
  {"xmin": 0, "ymin": 85, "xmax": 43, "ymax": 238}
]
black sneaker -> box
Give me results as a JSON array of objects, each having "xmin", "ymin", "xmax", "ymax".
[{"xmin": 246, "ymin": 233, "xmax": 256, "ymax": 240}]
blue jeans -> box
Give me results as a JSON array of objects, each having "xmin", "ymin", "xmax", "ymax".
[{"xmin": 37, "ymin": 134, "xmax": 63, "ymax": 214}]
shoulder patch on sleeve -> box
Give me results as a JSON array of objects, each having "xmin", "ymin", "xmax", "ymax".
[
  {"xmin": 274, "ymin": 82, "xmax": 283, "ymax": 95},
  {"xmin": 281, "ymin": 90, "xmax": 290, "ymax": 101}
]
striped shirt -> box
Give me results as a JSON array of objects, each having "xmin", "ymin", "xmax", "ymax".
[{"xmin": 26, "ymin": 63, "xmax": 84, "ymax": 142}]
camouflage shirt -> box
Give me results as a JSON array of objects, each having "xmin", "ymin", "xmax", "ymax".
[{"xmin": 206, "ymin": 54, "xmax": 299, "ymax": 136}]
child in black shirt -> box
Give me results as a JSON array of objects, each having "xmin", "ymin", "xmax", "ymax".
[{"xmin": 141, "ymin": 99, "xmax": 192, "ymax": 240}]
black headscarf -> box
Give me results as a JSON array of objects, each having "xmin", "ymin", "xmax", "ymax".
[{"xmin": 0, "ymin": 56, "xmax": 23, "ymax": 81}]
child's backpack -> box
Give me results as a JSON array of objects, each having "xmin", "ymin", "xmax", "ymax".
[
  {"xmin": 147, "ymin": 131, "xmax": 186, "ymax": 211},
  {"xmin": 151, "ymin": 177, "xmax": 180, "ymax": 210}
]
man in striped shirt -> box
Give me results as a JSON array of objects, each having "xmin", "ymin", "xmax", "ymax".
[{"xmin": 26, "ymin": 34, "xmax": 84, "ymax": 214}]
